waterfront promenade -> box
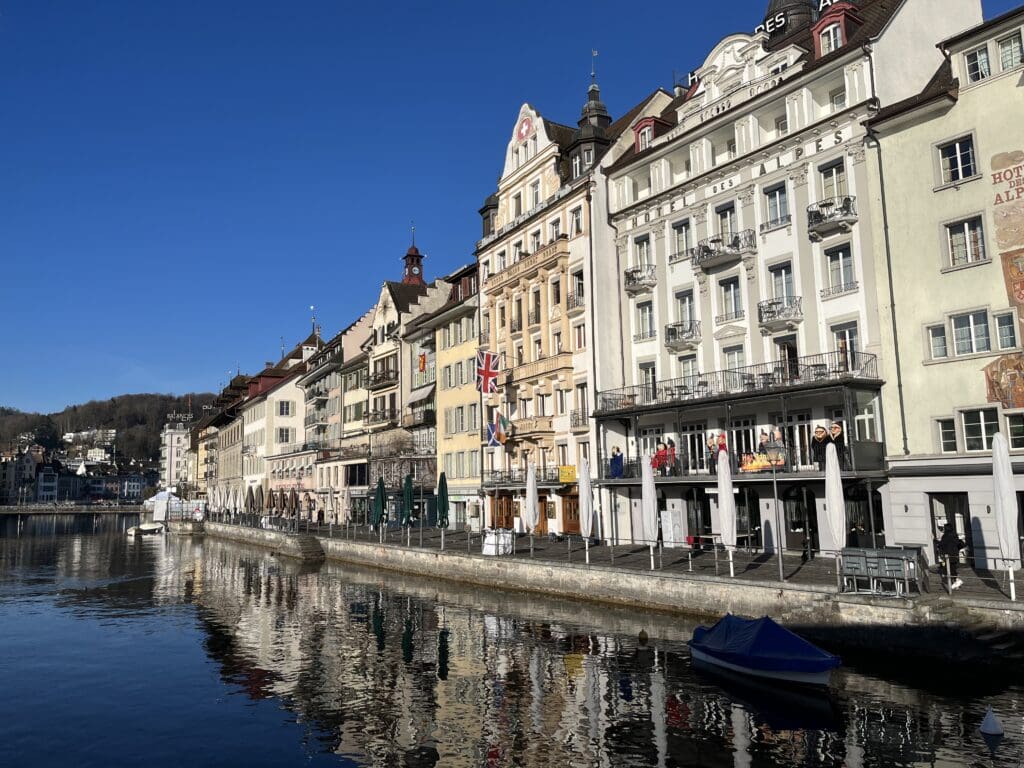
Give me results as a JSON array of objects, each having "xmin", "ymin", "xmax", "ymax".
[{"xmin": 202, "ymin": 514, "xmax": 1024, "ymax": 665}]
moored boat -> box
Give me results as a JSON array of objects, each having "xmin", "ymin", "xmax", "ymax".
[
  {"xmin": 688, "ymin": 614, "xmax": 841, "ymax": 686},
  {"xmin": 127, "ymin": 523, "xmax": 164, "ymax": 537}
]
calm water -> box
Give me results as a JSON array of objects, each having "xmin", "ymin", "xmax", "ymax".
[{"xmin": 1, "ymin": 518, "xmax": 1022, "ymax": 767}]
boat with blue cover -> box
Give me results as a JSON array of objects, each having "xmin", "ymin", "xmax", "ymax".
[{"xmin": 688, "ymin": 614, "xmax": 841, "ymax": 686}]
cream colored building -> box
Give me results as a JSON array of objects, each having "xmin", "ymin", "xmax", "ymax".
[
  {"xmin": 404, "ymin": 263, "xmax": 481, "ymax": 530},
  {"xmin": 868, "ymin": 5, "xmax": 1023, "ymax": 567}
]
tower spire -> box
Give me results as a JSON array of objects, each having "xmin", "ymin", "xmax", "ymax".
[{"xmin": 590, "ymin": 49, "xmax": 598, "ymax": 84}]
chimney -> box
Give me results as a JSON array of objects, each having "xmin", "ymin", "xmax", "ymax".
[{"xmin": 674, "ymin": 83, "xmax": 685, "ymax": 98}]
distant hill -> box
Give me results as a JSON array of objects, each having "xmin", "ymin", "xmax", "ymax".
[{"xmin": 0, "ymin": 393, "xmax": 216, "ymax": 461}]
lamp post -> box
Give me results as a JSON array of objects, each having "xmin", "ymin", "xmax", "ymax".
[{"xmin": 766, "ymin": 440, "xmax": 786, "ymax": 582}]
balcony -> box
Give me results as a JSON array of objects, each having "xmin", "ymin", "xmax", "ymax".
[
  {"xmin": 402, "ymin": 409, "xmax": 436, "ymax": 429},
  {"xmin": 306, "ymin": 389, "xmax": 329, "ymax": 404},
  {"xmin": 363, "ymin": 408, "xmax": 399, "ymax": 427},
  {"xmin": 633, "ymin": 327, "xmax": 658, "ymax": 343},
  {"xmin": 367, "ymin": 369, "xmax": 399, "ymax": 390},
  {"xmin": 304, "ymin": 411, "xmax": 329, "ymax": 428},
  {"xmin": 596, "ymin": 351, "xmax": 880, "ymax": 413},
  {"xmin": 527, "ymin": 307, "xmax": 542, "ymax": 327},
  {"xmin": 807, "ymin": 196, "xmax": 858, "ymax": 241},
  {"xmin": 510, "ymin": 317, "xmax": 523, "ymax": 334},
  {"xmin": 757, "ymin": 295, "xmax": 804, "ymax": 333},
  {"xmin": 511, "ymin": 415, "xmax": 554, "ymax": 438},
  {"xmin": 820, "ymin": 281, "xmax": 859, "ymax": 300},
  {"xmin": 412, "ymin": 366, "xmax": 436, "ymax": 388},
  {"xmin": 624, "ymin": 265, "xmax": 657, "ymax": 294},
  {"xmin": 715, "ymin": 309, "xmax": 745, "ymax": 325},
  {"xmin": 690, "ymin": 229, "xmax": 756, "ymax": 271},
  {"xmin": 664, "ymin": 320, "xmax": 701, "ymax": 352},
  {"xmin": 668, "ymin": 249, "xmax": 690, "ymax": 265},
  {"xmin": 759, "ymin": 214, "xmax": 792, "ymax": 234},
  {"xmin": 504, "ymin": 351, "xmax": 573, "ymax": 386},
  {"xmin": 372, "ymin": 434, "xmax": 436, "ymax": 458},
  {"xmin": 484, "ymin": 236, "xmax": 569, "ymax": 292},
  {"xmin": 483, "ymin": 466, "xmax": 563, "ymax": 486},
  {"xmin": 570, "ymin": 409, "xmax": 590, "ymax": 431},
  {"xmin": 567, "ymin": 292, "xmax": 586, "ymax": 314}
]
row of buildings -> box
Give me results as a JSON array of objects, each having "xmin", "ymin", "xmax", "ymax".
[
  {"xmin": 177, "ymin": 0, "xmax": 1024, "ymax": 567},
  {"xmin": 0, "ymin": 444, "xmax": 149, "ymax": 505}
]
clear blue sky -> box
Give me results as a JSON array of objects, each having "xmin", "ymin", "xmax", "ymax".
[{"xmin": 1, "ymin": 0, "xmax": 1016, "ymax": 413}]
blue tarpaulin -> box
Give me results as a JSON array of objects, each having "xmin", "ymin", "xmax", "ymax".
[{"xmin": 689, "ymin": 614, "xmax": 841, "ymax": 674}]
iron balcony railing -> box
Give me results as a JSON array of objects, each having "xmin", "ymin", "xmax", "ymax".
[
  {"xmin": 664, "ymin": 320, "xmax": 701, "ymax": 348},
  {"xmin": 306, "ymin": 389, "xmax": 329, "ymax": 403},
  {"xmin": 402, "ymin": 409, "xmax": 436, "ymax": 429},
  {"xmin": 527, "ymin": 307, "xmax": 542, "ymax": 326},
  {"xmin": 304, "ymin": 412, "xmax": 329, "ymax": 427},
  {"xmin": 412, "ymin": 366, "xmax": 436, "ymax": 387},
  {"xmin": 510, "ymin": 317, "xmax": 523, "ymax": 333},
  {"xmin": 570, "ymin": 409, "xmax": 590, "ymax": 430},
  {"xmin": 758, "ymin": 295, "xmax": 803, "ymax": 325},
  {"xmin": 759, "ymin": 214, "xmax": 792, "ymax": 233},
  {"xmin": 567, "ymin": 292, "xmax": 586, "ymax": 311},
  {"xmin": 633, "ymin": 327, "xmax": 658, "ymax": 342},
  {"xmin": 715, "ymin": 309, "xmax": 745, "ymax": 324},
  {"xmin": 624, "ymin": 265, "xmax": 657, "ymax": 292},
  {"xmin": 482, "ymin": 466, "xmax": 563, "ymax": 486},
  {"xmin": 668, "ymin": 249, "xmax": 690, "ymax": 264},
  {"xmin": 596, "ymin": 350, "xmax": 879, "ymax": 413},
  {"xmin": 807, "ymin": 195, "xmax": 858, "ymax": 239},
  {"xmin": 367, "ymin": 369, "xmax": 399, "ymax": 390},
  {"xmin": 363, "ymin": 408, "xmax": 399, "ymax": 426},
  {"xmin": 820, "ymin": 281, "xmax": 859, "ymax": 299},
  {"xmin": 690, "ymin": 229, "xmax": 757, "ymax": 269}
]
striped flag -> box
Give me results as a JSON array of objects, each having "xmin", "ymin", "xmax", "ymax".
[
  {"xmin": 476, "ymin": 350, "xmax": 500, "ymax": 393},
  {"xmin": 494, "ymin": 411, "xmax": 510, "ymax": 445}
]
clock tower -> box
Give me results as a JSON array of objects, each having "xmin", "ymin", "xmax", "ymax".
[{"xmin": 402, "ymin": 244, "xmax": 426, "ymax": 286}]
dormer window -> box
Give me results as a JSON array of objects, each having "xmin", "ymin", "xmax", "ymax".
[
  {"xmin": 820, "ymin": 23, "xmax": 842, "ymax": 54},
  {"xmin": 638, "ymin": 126, "xmax": 653, "ymax": 151},
  {"xmin": 583, "ymin": 148, "xmax": 593, "ymax": 167},
  {"xmin": 572, "ymin": 154, "xmax": 582, "ymax": 177}
]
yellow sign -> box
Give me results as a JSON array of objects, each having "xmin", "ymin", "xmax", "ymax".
[{"xmin": 558, "ymin": 465, "xmax": 577, "ymax": 483}]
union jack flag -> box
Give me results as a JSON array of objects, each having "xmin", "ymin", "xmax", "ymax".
[{"xmin": 476, "ymin": 350, "xmax": 500, "ymax": 393}]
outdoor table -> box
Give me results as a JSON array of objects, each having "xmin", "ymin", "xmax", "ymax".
[{"xmin": 758, "ymin": 372, "xmax": 775, "ymax": 388}]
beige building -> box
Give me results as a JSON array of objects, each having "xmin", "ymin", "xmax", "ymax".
[
  {"xmin": 868, "ymin": 5, "xmax": 1023, "ymax": 566},
  {"xmin": 404, "ymin": 263, "xmax": 481, "ymax": 530}
]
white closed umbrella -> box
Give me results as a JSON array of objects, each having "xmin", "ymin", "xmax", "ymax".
[
  {"xmin": 641, "ymin": 456, "xmax": 658, "ymax": 570},
  {"xmin": 524, "ymin": 463, "xmax": 538, "ymax": 557},
  {"xmin": 341, "ymin": 486, "xmax": 351, "ymax": 526},
  {"xmin": 825, "ymin": 442, "xmax": 846, "ymax": 589},
  {"xmin": 579, "ymin": 459, "xmax": 594, "ymax": 563},
  {"xmin": 993, "ymin": 432, "xmax": 1020, "ymax": 601},
  {"xmin": 717, "ymin": 450, "xmax": 737, "ymax": 577}
]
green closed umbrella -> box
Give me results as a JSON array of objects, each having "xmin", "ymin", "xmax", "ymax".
[
  {"xmin": 372, "ymin": 477, "xmax": 386, "ymax": 527},
  {"xmin": 402, "ymin": 473, "xmax": 414, "ymax": 527},
  {"xmin": 436, "ymin": 472, "xmax": 450, "ymax": 529}
]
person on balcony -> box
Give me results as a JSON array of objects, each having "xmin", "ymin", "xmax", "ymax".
[
  {"xmin": 830, "ymin": 422, "xmax": 846, "ymax": 469},
  {"xmin": 811, "ymin": 425, "xmax": 830, "ymax": 470},
  {"xmin": 666, "ymin": 438, "xmax": 677, "ymax": 476},
  {"xmin": 652, "ymin": 442, "xmax": 669, "ymax": 476},
  {"xmin": 609, "ymin": 446, "xmax": 624, "ymax": 479},
  {"xmin": 706, "ymin": 434, "xmax": 719, "ymax": 474}
]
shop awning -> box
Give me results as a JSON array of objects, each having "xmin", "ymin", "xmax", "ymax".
[{"xmin": 407, "ymin": 383, "xmax": 436, "ymax": 405}]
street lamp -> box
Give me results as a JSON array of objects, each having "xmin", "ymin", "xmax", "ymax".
[{"xmin": 765, "ymin": 439, "xmax": 786, "ymax": 582}]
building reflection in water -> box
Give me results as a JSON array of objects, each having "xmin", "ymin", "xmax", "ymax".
[{"xmin": 1, "ymin": 527, "xmax": 1019, "ymax": 768}]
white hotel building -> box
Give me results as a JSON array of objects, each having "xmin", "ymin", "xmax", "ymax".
[{"xmin": 592, "ymin": 0, "xmax": 981, "ymax": 554}]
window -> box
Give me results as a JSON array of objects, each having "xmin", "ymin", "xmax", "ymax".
[
  {"xmin": 826, "ymin": 244, "xmax": 855, "ymax": 290},
  {"xmin": 939, "ymin": 136, "xmax": 977, "ymax": 183},
  {"xmin": 820, "ymin": 23, "xmax": 842, "ymax": 54},
  {"xmin": 533, "ymin": 337, "xmax": 542, "ymax": 359},
  {"xmin": 671, "ymin": 220, "xmax": 691, "ymax": 259},
  {"xmin": 764, "ymin": 184, "xmax": 789, "ymax": 227},
  {"xmin": 675, "ymin": 290, "xmax": 695, "ymax": 323},
  {"xmin": 832, "ymin": 322, "xmax": 859, "ymax": 369},
  {"xmin": 549, "ymin": 219, "xmax": 560, "ymax": 241},
  {"xmin": 574, "ymin": 323, "xmax": 586, "ymax": 350},
  {"xmin": 552, "ymin": 331, "xmax": 562, "ymax": 353},
  {"xmin": 929, "ymin": 325, "xmax": 949, "ymax": 359},
  {"xmin": 726, "ymin": 139, "xmax": 737, "ymax": 158},
  {"xmin": 775, "ymin": 115, "xmax": 788, "ymax": 136},
  {"xmin": 636, "ymin": 301, "xmax": 655, "ymax": 340},
  {"xmin": 963, "ymin": 408, "xmax": 999, "ymax": 451},
  {"xmin": 769, "ymin": 262, "xmax": 794, "ymax": 299},
  {"xmin": 572, "ymin": 155, "xmax": 582, "ymax": 177},
  {"xmin": 678, "ymin": 354, "xmax": 699, "ymax": 380},
  {"xmin": 276, "ymin": 428, "xmax": 291, "ymax": 444},
  {"xmin": 820, "ymin": 161, "xmax": 847, "ymax": 199},
  {"xmin": 829, "ymin": 88, "xmax": 846, "ymax": 112},
  {"xmin": 513, "ymin": 241, "xmax": 523, "ymax": 260},
  {"xmin": 946, "ymin": 217, "xmax": 986, "ymax": 266},
  {"xmin": 997, "ymin": 313, "xmax": 1017, "ymax": 350},
  {"xmin": 638, "ymin": 125, "xmax": 653, "ymax": 151},
  {"xmin": 1000, "ymin": 33, "xmax": 1023, "ymax": 71},
  {"xmin": 723, "ymin": 344, "xmax": 745, "ymax": 370},
  {"xmin": 530, "ymin": 230, "xmax": 541, "ymax": 253},
  {"xmin": 938, "ymin": 418, "xmax": 957, "ymax": 453},
  {"xmin": 571, "ymin": 207, "xmax": 583, "ymax": 234},
  {"xmin": 639, "ymin": 363, "xmax": 657, "ymax": 397},
  {"xmin": 551, "ymin": 278, "xmax": 561, "ymax": 306},
  {"xmin": 513, "ymin": 193, "xmax": 522, "ymax": 217},
  {"xmin": 1008, "ymin": 414, "xmax": 1024, "ymax": 449},
  {"xmin": 530, "ymin": 180, "xmax": 541, "ymax": 209},
  {"xmin": 278, "ymin": 401, "xmax": 292, "ymax": 417},
  {"xmin": 952, "ymin": 311, "xmax": 991, "ymax": 355},
  {"xmin": 717, "ymin": 204, "xmax": 736, "ymax": 237},
  {"xmin": 965, "ymin": 46, "xmax": 991, "ymax": 82},
  {"xmin": 583, "ymin": 148, "xmax": 593, "ymax": 167},
  {"xmin": 720, "ymin": 278, "xmax": 741, "ymax": 319},
  {"xmin": 635, "ymin": 236, "xmax": 651, "ymax": 267}
]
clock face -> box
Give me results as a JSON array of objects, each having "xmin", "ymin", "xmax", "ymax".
[
  {"xmin": 411, "ymin": 267, "xmax": 420, "ymax": 275},
  {"xmin": 516, "ymin": 117, "xmax": 533, "ymax": 141}
]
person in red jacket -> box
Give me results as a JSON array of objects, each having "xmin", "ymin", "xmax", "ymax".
[{"xmin": 651, "ymin": 442, "xmax": 669, "ymax": 476}]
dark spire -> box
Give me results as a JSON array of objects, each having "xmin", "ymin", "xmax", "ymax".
[
  {"xmin": 765, "ymin": 0, "xmax": 816, "ymax": 34},
  {"xmin": 578, "ymin": 81, "xmax": 611, "ymax": 132}
]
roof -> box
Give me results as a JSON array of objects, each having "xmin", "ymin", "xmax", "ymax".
[
  {"xmin": 542, "ymin": 118, "xmax": 576, "ymax": 150},
  {"xmin": 940, "ymin": 5, "xmax": 1024, "ymax": 49},
  {"xmin": 385, "ymin": 281, "xmax": 429, "ymax": 314},
  {"xmin": 867, "ymin": 59, "xmax": 958, "ymax": 126},
  {"xmin": 607, "ymin": 87, "xmax": 674, "ymax": 142}
]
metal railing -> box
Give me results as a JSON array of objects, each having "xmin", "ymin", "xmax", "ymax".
[
  {"xmin": 570, "ymin": 409, "xmax": 589, "ymax": 430},
  {"xmin": 527, "ymin": 307, "xmax": 542, "ymax": 326},
  {"xmin": 758, "ymin": 295, "xmax": 803, "ymax": 324},
  {"xmin": 759, "ymin": 214, "xmax": 792, "ymax": 233},
  {"xmin": 820, "ymin": 281, "xmax": 859, "ymax": 299},
  {"xmin": 807, "ymin": 195, "xmax": 858, "ymax": 230},
  {"xmin": 715, "ymin": 309, "xmax": 745, "ymax": 324},
  {"xmin": 668, "ymin": 250, "xmax": 690, "ymax": 264},
  {"xmin": 510, "ymin": 317, "xmax": 523, "ymax": 333},
  {"xmin": 483, "ymin": 466, "xmax": 563, "ymax": 485},
  {"xmin": 690, "ymin": 229, "xmax": 757, "ymax": 268},
  {"xmin": 624, "ymin": 265, "xmax": 657, "ymax": 291},
  {"xmin": 664, "ymin": 320, "xmax": 701, "ymax": 347},
  {"xmin": 367, "ymin": 369, "xmax": 399, "ymax": 389},
  {"xmin": 363, "ymin": 408, "xmax": 399, "ymax": 426},
  {"xmin": 633, "ymin": 327, "xmax": 658, "ymax": 342},
  {"xmin": 402, "ymin": 409, "xmax": 436, "ymax": 428},
  {"xmin": 596, "ymin": 350, "xmax": 879, "ymax": 412},
  {"xmin": 567, "ymin": 292, "xmax": 585, "ymax": 311}
]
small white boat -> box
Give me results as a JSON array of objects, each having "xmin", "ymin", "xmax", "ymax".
[{"xmin": 127, "ymin": 523, "xmax": 164, "ymax": 537}]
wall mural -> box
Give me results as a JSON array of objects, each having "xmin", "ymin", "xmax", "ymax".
[{"xmin": 985, "ymin": 149, "xmax": 1024, "ymax": 409}]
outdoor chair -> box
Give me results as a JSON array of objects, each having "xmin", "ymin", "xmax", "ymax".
[
  {"xmin": 879, "ymin": 555, "xmax": 911, "ymax": 595},
  {"xmin": 841, "ymin": 548, "xmax": 870, "ymax": 592}
]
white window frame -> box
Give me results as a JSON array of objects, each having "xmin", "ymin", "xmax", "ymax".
[
  {"xmin": 965, "ymin": 45, "xmax": 991, "ymax": 82},
  {"xmin": 938, "ymin": 418, "xmax": 958, "ymax": 453},
  {"xmin": 938, "ymin": 136, "xmax": 977, "ymax": 184},
  {"xmin": 945, "ymin": 216, "xmax": 987, "ymax": 267},
  {"xmin": 928, "ymin": 324, "xmax": 949, "ymax": 360},
  {"xmin": 951, "ymin": 310, "xmax": 991, "ymax": 356},
  {"xmin": 1008, "ymin": 413, "xmax": 1024, "ymax": 450},
  {"xmin": 820, "ymin": 23, "xmax": 841, "ymax": 54},
  {"xmin": 996, "ymin": 312, "xmax": 1018, "ymax": 351},
  {"xmin": 999, "ymin": 32, "xmax": 1023, "ymax": 71},
  {"xmin": 638, "ymin": 125, "xmax": 653, "ymax": 151},
  {"xmin": 962, "ymin": 408, "xmax": 999, "ymax": 452}
]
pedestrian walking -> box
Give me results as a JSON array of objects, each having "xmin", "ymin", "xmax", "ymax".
[{"xmin": 939, "ymin": 522, "xmax": 966, "ymax": 590}]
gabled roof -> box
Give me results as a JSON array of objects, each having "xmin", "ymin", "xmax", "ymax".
[
  {"xmin": 386, "ymin": 281, "xmax": 429, "ymax": 314},
  {"xmin": 543, "ymin": 118, "xmax": 576, "ymax": 150}
]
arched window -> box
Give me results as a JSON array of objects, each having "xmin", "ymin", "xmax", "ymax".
[{"xmin": 820, "ymin": 23, "xmax": 842, "ymax": 54}]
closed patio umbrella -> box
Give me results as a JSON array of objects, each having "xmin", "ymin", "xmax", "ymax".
[
  {"xmin": 524, "ymin": 463, "xmax": 538, "ymax": 557},
  {"xmin": 245, "ymin": 486, "xmax": 255, "ymax": 514},
  {"xmin": 437, "ymin": 472, "xmax": 450, "ymax": 551},
  {"xmin": 402, "ymin": 473, "xmax": 414, "ymax": 546},
  {"xmin": 717, "ymin": 450, "xmax": 737, "ymax": 577},
  {"xmin": 824, "ymin": 442, "xmax": 847, "ymax": 555},
  {"xmin": 641, "ymin": 456, "xmax": 658, "ymax": 570},
  {"xmin": 579, "ymin": 459, "xmax": 594, "ymax": 563},
  {"xmin": 993, "ymin": 432, "xmax": 1020, "ymax": 601},
  {"xmin": 342, "ymin": 486, "xmax": 351, "ymax": 526}
]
